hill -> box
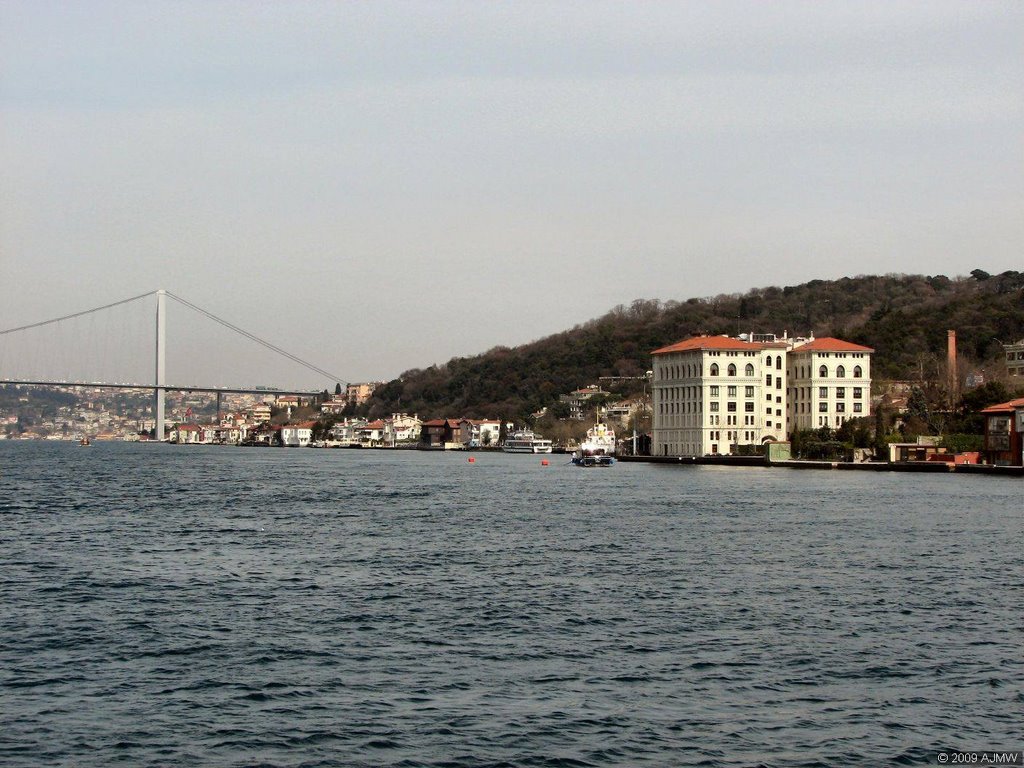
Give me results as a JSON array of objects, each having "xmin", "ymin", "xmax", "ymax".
[{"xmin": 358, "ymin": 270, "xmax": 1024, "ymax": 421}]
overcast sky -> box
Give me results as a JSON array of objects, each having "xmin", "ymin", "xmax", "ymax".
[{"xmin": 1, "ymin": 1, "xmax": 1021, "ymax": 388}]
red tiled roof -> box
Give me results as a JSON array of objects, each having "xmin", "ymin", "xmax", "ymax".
[
  {"xmin": 652, "ymin": 335, "xmax": 765, "ymax": 355},
  {"xmin": 791, "ymin": 337, "xmax": 874, "ymax": 353},
  {"xmin": 980, "ymin": 397, "xmax": 1024, "ymax": 414}
]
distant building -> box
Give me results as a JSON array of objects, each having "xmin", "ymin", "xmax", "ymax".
[
  {"xmin": 346, "ymin": 382, "xmax": 382, "ymax": 408},
  {"xmin": 250, "ymin": 402, "xmax": 272, "ymax": 423},
  {"xmin": 559, "ymin": 385, "xmax": 610, "ymax": 420},
  {"xmin": 1004, "ymin": 339, "xmax": 1024, "ymax": 378}
]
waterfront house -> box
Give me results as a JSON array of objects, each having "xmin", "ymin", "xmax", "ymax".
[
  {"xmin": 459, "ymin": 418, "xmax": 501, "ymax": 447},
  {"xmin": 281, "ymin": 421, "xmax": 316, "ymax": 447},
  {"xmin": 420, "ymin": 418, "xmax": 462, "ymax": 449},
  {"xmin": 383, "ymin": 413, "xmax": 422, "ymax": 445},
  {"xmin": 175, "ymin": 423, "xmax": 203, "ymax": 444},
  {"xmin": 358, "ymin": 419, "xmax": 385, "ymax": 446},
  {"xmin": 980, "ymin": 397, "xmax": 1024, "ymax": 465},
  {"xmin": 328, "ymin": 418, "xmax": 366, "ymax": 446}
]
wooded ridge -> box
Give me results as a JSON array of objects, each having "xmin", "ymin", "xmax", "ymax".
[{"xmin": 358, "ymin": 270, "xmax": 1024, "ymax": 421}]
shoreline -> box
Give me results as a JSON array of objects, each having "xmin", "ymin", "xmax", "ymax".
[{"xmin": 616, "ymin": 454, "xmax": 1024, "ymax": 476}]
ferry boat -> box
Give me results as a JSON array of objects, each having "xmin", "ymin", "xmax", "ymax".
[
  {"xmin": 571, "ymin": 422, "xmax": 616, "ymax": 467},
  {"xmin": 502, "ymin": 430, "xmax": 553, "ymax": 454}
]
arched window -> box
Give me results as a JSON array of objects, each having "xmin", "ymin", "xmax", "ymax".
[
  {"xmin": 819, "ymin": 365, "xmax": 828, "ymax": 377},
  {"xmin": 776, "ymin": 357, "xmax": 782, "ymax": 370},
  {"xmin": 744, "ymin": 363, "xmax": 754, "ymax": 376},
  {"xmin": 853, "ymin": 365, "xmax": 863, "ymax": 378},
  {"xmin": 766, "ymin": 355, "xmax": 773, "ymax": 367},
  {"xmin": 836, "ymin": 365, "xmax": 846, "ymax": 378},
  {"xmin": 710, "ymin": 363, "xmax": 719, "ymax": 376},
  {"xmin": 727, "ymin": 364, "xmax": 737, "ymax": 376}
]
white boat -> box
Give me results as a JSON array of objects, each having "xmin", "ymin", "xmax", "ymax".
[
  {"xmin": 502, "ymin": 430, "xmax": 553, "ymax": 454},
  {"xmin": 572, "ymin": 422, "xmax": 616, "ymax": 466}
]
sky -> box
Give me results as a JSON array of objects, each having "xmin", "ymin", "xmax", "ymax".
[{"xmin": 1, "ymin": 1, "xmax": 1021, "ymax": 389}]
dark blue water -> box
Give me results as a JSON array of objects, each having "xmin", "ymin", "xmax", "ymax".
[{"xmin": 1, "ymin": 442, "xmax": 1020, "ymax": 767}]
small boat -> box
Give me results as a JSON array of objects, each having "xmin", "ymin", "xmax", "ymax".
[
  {"xmin": 571, "ymin": 454, "xmax": 615, "ymax": 467},
  {"xmin": 571, "ymin": 422, "xmax": 616, "ymax": 467},
  {"xmin": 502, "ymin": 429, "xmax": 553, "ymax": 454},
  {"xmin": 79, "ymin": 437, "xmax": 91, "ymax": 446}
]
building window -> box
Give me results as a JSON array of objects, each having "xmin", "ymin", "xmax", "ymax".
[
  {"xmin": 836, "ymin": 402, "xmax": 845, "ymax": 413},
  {"xmin": 819, "ymin": 387, "xmax": 828, "ymax": 398},
  {"xmin": 745, "ymin": 363, "xmax": 754, "ymax": 376},
  {"xmin": 710, "ymin": 402, "xmax": 719, "ymax": 412},
  {"xmin": 745, "ymin": 402, "xmax": 754, "ymax": 412},
  {"xmin": 710, "ymin": 386, "xmax": 719, "ymax": 396},
  {"xmin": 853, "ymin": 365, "xmax": 863, "ymax": 378},
  {"xmin": 776, "ymin": 376, "xmax": 782, "ymax": 389},
  {"xmin": 766, "ymin": 407, "xmax": 772, "ymax": 415},
  {"xmin": 819, "ymin": 402, "xmax": 828, "ymax": 412},
  {"xmin": 727, "ymin": 402, "xmax": 737, "ymax": 412},
  {"xmin": 710, "ymin": 363, "xmax": 719, "ymax": 376},
  {"xmin": 853, "ymin": 388, "xmax": 862, "ymax": 399},
  {"xmin": 728, "ymin": 364, "xmax": 737, "ymax": 376},
  {"xmin": 765, "ymin": 374, "xmax": 772, "ymax": 386},
  {"xmin": 766, "ymin": 355, "xmax": 773, "ymax": 366},
  {"xmin": 853, "ymin": 403, "xmax": 863, "ymax": 413},
  {"xmin": 777, "ymin": 357, "xmax": 782, "ymax": 370},
  {"xmin": 745, "ymin": 386, "xmax": 754, "ymax": 397},
  {"xmin": 728, "ymin": 386, "xmax": 737, "ymax": 397},
  {"xmin": 836, "ymin": 365, "xmax": 846, "ymax": 378},
  {"xmin": 836, "ymin": 387, "xmax": 845, "ymax": 398},
  {"xmin": 819, "ymin": 365, "xmax": 828, "ymax": 377}
]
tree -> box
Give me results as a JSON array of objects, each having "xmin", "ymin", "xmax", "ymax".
[{"xmin": 335, "ymin": 382, "xmax": 342, "ymax": 396}]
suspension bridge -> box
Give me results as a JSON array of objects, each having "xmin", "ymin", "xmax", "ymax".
[{"xmin": 0, "ymin": 289, "xmax": 346, "ymax": 441}]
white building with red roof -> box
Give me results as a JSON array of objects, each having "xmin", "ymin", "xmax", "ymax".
[
  {"xmin": 651, "ymin": 333, "xmax": 873, "ymax": 457},
  {"xmin": 786, "ymin": 337, "xmax": 873, "ymax": 433}
]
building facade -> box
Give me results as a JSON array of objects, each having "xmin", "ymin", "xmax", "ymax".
[
  {"xmin": 787, "ymin": 338, "xmax": 873, "ymax": 432},
  {"xmin": 651, "ymin": 335, "xmax": 776, "ymax": 457}
]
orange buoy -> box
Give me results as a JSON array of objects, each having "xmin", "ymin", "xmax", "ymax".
[
  {"xmin": 468, "ymin": 456, "xmax": 475, "ymax": 463},
  {"xmin": 541, "ymin": 459, "xmax": 549, "ymax": 466}
]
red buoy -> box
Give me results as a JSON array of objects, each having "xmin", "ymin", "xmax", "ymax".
[{"xmin": 468, "ymin": 457, "xmax": 475, "ymax": 463}]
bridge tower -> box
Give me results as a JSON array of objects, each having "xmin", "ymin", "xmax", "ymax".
[{"xmin": 155, "ymin": 289, "xmax": 166, "ymax": 441}]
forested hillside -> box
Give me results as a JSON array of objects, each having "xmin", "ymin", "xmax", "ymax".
[{"xmin": 358, "ymin": 270, "xmax": 1024, "ymax": 421}]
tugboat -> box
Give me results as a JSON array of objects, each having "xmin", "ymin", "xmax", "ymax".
[{"xmin": 571, "ymin": 422, "xmax": 615, "ymax": 467}]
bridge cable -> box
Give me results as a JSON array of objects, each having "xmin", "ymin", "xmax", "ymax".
[
  {"xmin": 0, "ymin": 291, "xmax": 157, "ymax": 336},
  {"xmin": 164, "ymin": 291, "xmax": 344, "ymax": 384}
]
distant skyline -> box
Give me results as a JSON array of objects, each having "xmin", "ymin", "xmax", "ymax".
[{"xmin": 2, "ymin": 1, "xmax": 1021, "ymax": 387}]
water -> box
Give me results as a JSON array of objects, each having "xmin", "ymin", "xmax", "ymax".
[{"xmin": 1, "ymin": 442, "xmax": 1020, "ymax": 767}]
